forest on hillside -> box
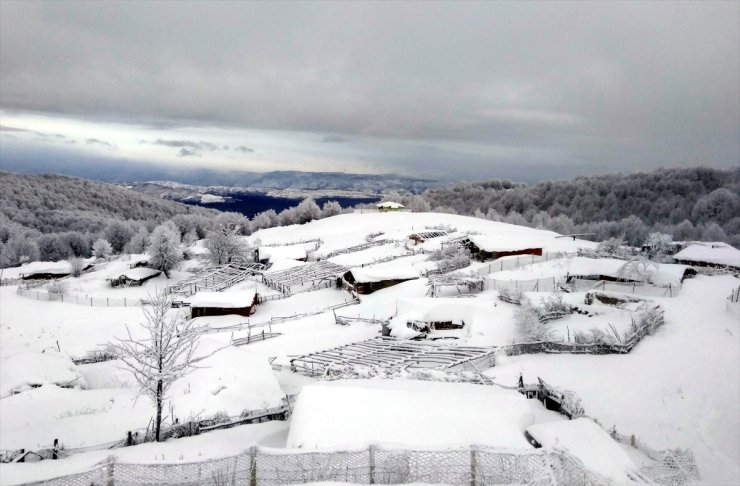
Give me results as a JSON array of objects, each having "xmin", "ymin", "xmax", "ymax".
[{"xmin": 416, "ymin": 167, "xmax": 740, "ymax": 247}]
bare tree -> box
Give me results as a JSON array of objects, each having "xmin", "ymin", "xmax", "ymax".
[{"xmin": 108, "ymin": 291, "xmax": 204, "ymax": 441}]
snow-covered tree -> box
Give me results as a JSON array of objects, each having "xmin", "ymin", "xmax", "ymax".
[
  {"xmin": 37, "ymin": 234, "xmax": 72, "ymax": 261},
  {"xmin": 105, "ymin": 221, "xmax": 134, "ymax": 254},
  {"xmin": 596, "ymin": 236, "xmax": 626, "ymax": 256},
  {"xmin": 146, "ymin": 223, "xmax": 182, "ymax": 276},
  {"xmin": 215, "ymin": 212, "xmax": 250, "ymax": 235},
  {"xmin": 69, "ymin": 257, "xmax": 86, "ymax": 277},
  {"xmin": 92, "ymin": 238, "xmax": 113, "ymax": 259},
  {"xmin": 107, "ymin": 291, "xmax": 205, "ymax": 442},
  {"xmin": 295, "ymin": 198, "xmax": 322, "ymax": 224},
  {"xmin": 204, "ymin": 225, "xmax": 248, "ymax": 265},
  {"xmin": 124, "ymin": 227, "xmax": 150, "ymax": 254},
  {"xmin": 409, "ymin": 195, "xmax": 431, "ymax": 213},
  {"xmin": 644, "ymin": 232, "xmax": 673, "ymax": 258},
  {"xmin": 0, "ymin": 236, "xmax": 40, "ymax": 267},
  {"xmin": 618, "ymin": 257, "xmax": 654, "ymax": 283},
  {"xmin": 321, "ymin": 200, "xmax": 343, "ymax": 218}
]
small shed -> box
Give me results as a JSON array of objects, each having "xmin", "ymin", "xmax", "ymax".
[
  {"xmin": 377, "ymin": 201, "xmax": 405, "ymax": 212},
  {"xmin": 343, "ymin": 266, "xmax": 419, "ymax": 294},
  {"xmin": 673, "ymin": 242, "xmax": 740, "ymax": 270},
  {"xmin": 189, "ymin": 290, "xmax": 258, "ymax": 319},
  {"xmin": 107, "ymin": 268, "xmax": 162, "ymax": 287},
  {"xmin": 463, "ymin": 235, "xmax": 543, "ymax": 261}
]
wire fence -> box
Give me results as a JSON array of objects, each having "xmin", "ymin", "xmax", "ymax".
[
  {"xmin": 16, "ymin": 445, "xmax": 611, "ymax": 486},
  {"xmin": 15, "ymin": 287, "xmax": 144, "ymax": 307},
  {"xmin": 472, "ymin": 252, "xmax": 576, "ymax": 277}
]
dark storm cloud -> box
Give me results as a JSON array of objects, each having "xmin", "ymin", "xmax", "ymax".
[{"xmin": 0, "ymin": 1, "xmax": 738, "ymax": 176}]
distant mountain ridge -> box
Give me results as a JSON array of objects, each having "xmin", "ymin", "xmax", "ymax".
[{"xmin": 0, "ymin": 171, "xmax": 217, "ymax": 235}]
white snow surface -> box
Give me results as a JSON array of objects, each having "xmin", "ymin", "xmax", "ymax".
[
  {"xmin": 673, "ymin": 241, "xmax": 740, "ymax": 267},
  {"xmin": 527, "ymin": 418, "xmax": 640, "ymax": 484},
  {"xmin": 0, "ymin": 351, "xmax": 85, "ymax": 398},
  {"xmin": 258, "ymin": 244, "xmax": 308, "ymax": 262},
  {"xmin": 286, "ymin": 379, "xmax": 534, "ymax": 450},
  {"xmin": 199, "ymin": 194, "xmax": 225, "ymax": 203}
]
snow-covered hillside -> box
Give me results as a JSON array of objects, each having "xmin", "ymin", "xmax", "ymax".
[{"xmin": 1, "ymin": 211, "xmax": 737, "ymax": 485}]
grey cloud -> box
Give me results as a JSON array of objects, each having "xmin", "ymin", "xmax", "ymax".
[
  {"xmin": 0, "ymin": 124, "xmax": 30, "ymax": 132},
  {"xmin": 234, "ymin": 145, "xmax": 254, "ymax": 153},
  {"xmin": 0, "ymin": 2, "xmax": 737, "ymax": 176},
  {"xmin": 86, "ymin": 138, "xmax": 116, "ymax": 148},
  {"xmin": 322, "ymin": 135, "xmax": 349, "ymax": 143},
  {"xmin": 177, "ymin": 148, "xmax": 200, "ymax": 158}
]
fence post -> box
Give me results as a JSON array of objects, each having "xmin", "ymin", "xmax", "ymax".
[
  {"xmin": 107, "ymin": 297, "xmax": 110, "ymax": 307},
  {"xmin": 124, "ymin": 297, "xmax": 127, "ymax": 307},
  {"xmin": 470, "ymin": 445, "xmax": 477, "ymax": 486},
  {"xmin": 52, "ymin": 438, "xmax": 58, "ymax": 459},
  {"xmin": 106, "ymin": 455, "xmax": 115, "ymax": 486},
  {"xmin": 369, "ymin": 444, "xmax": 376, "ymax": 484},
  {"xmin": 249, "ymin": 446, "xmax": 257, "ymax": 486}
]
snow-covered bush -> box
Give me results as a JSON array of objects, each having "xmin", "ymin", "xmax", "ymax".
[
  {"xmin": 515, "ymin": 299, "xmax": 556, "ymax": 342},
  {"xmin": 596, "ymin": 236, "xmax": 627, "ymax": 256},
  {"xmin": 321, "ymin": 200, "xmax": 343, "ymax": 218},
  {"xmin": 572, "ymin": 327, "xmax": 617, "ymax": 345},
  {"xmin": 47, "ymin": 280, "xmax": 66, "ymax": 296}
]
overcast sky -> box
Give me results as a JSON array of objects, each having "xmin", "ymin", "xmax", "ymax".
[{"xmin": 0, "ymin": 1, "xmax": 738, "ymax": 182}]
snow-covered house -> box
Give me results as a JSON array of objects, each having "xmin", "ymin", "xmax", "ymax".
[
  {"xmin": 343, "ymin": 266, "xmax": 419, "ymax": 294},
  {"xmin": 188, "ymin": 290, "xmax": 258, "ymax": 318},
  {"xmin": 462, "ymin": 235, "xmax": 543, "ymax": 261},
  {"xmin": 376, "ymin": 201, "xmax": 405, "ymax": 212},
  {"xmin": 672, "ymin": 242, "xmax": 740, "ymax": 270},
  {"xmin": 107, "ymin": 267, "xmax": 162, "ymax": 287},
  {"xmin": 16, "ymin": 261, "xmax": 77, "ymax": 280}
]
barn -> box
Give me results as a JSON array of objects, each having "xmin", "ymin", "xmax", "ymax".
[
  {"xmin": 462, "ymin": 235, "xmax": 543, "ymax": 261},
  {"xmin": 188, "ymin": 290, "xmax": 259, "ymax": 319}
]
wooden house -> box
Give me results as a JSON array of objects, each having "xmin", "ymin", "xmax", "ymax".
[
  {"xmin": 376, "ymin": 201, "xmax": 405, "ymax": 212},
  {"xmin": 189, "ymin": 290, "xmax": 259, "ymax": 319},
  {"xmin": 462, "ymin": 235, "xmax": 542, "ymax": 262},
  {"xmin": 343, "ymin": 267, "xmax": 419, "ymax": 294}
]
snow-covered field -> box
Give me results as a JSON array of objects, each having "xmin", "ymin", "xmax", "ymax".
[{"xmin": 1, "ymin": 212, "xmax": 738, "ymax": 485}]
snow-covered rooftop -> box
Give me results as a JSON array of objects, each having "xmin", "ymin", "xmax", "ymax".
[
  {"xmin": 467, "ymin": 234, "xmax": 543, "ymax": 253},
  {"xmin": 107, "ymin": 267, "xmax": 161, "ymax": 281},
  {"xmin": 347, "ymin": 266, "xmax": 419, "ymax": 283},
  {"xmin": 673, "ymin": 241, "xmax": 740, "ymax": 267},
  {"xmin": 287, "ymin": 379, "xmax": 534, "ymax": 449},
  {"xmin": 376, "ymin": 201, "xmax": 405, "ymax": 209},
  {"xmin": 188, "ymin": 290, "xmax": 257, "ymax": 308},
  {"xmin": 4, "ymin": 261, "xmax": 72, "ymax": 279}
]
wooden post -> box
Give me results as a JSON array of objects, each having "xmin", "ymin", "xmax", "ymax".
[
  {"xmin": 249, "ymin": 446, "xmax": 257, "ymax": 486},
  {"xmin": 470, "ymin": 446, "xmax": 477, "ymax": 486},
  {"xmin": 106, "ymin": 455, "xmax": 115, "ymax": 486},
  {"xmin": 52, "ymin": 438, "xmax": 58, "ymax": 459},
  {"xmin": 369, "ymin": 444, "xmax": 376, "ymax": 484}
]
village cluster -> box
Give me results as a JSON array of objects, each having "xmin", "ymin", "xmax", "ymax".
[{"xmin": 0, "ymin": 209, "xmax": 738, "ymax": 485}]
